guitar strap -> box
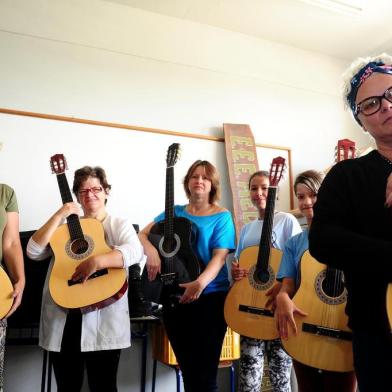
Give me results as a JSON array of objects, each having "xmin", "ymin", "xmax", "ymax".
[{"xmin": 223, "ymin": 123, "xmax": 259, "ymax": 241}]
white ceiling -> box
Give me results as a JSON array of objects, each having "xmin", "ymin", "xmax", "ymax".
[{"xmin": 104, "ymin": 0, "xmax": 392, "ymax": 60}]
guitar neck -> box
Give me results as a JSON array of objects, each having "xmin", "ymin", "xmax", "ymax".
[
  {"xmin": 56, "ymin": 173, "xmax": 83, "ymax": 241},
  {"xmin": 256, "ymin": 186, "xmax": 277, "ymax": 271},
  {"xmin": 163, "ymin": 166, "xmax": 175, "ymax": 241}
]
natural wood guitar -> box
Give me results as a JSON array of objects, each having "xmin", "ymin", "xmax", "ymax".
[
  {"xmin": 48, "ymin": 154, "xmax": 127, "ymax": 309},
  {"xmin": 224, "ymin": 157, "xmax": 285, "ymax": 340},
  {"xmin": 282, "ymin": 251, "xmax": 353, "ymax": 372},
  {"xmin": 0, "ymin": 266, "xmax": 13, "ymax": 318},
  {"xmin": 282, "ymin": 139, "xmax": 355, "ymax": 372},
  {"xmin": 387, "ymin": 287, "xmax": 392, "ymax": 328}
]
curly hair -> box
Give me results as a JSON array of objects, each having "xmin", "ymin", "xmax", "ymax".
[{"xmin": 72, "ymin": 166, "xmax": 111, "ymax": 201}]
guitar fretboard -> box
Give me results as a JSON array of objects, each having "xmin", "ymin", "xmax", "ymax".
[
  {"xmin": 256, "ymin": 186, "xmax": 277, "ymax": 272},
  {"xmin": 56, "ymin": 173, "xmax": 84, "ymax": 241}
]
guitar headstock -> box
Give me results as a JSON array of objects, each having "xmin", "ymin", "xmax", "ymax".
[
  {"xmin": 166, "ymin": 143, "xmax": 181, "ymax": 168},
  {"xmin": 335, "ymin": 139, "xmax": 356, "ymax": 162},
  {"xmin": 50, "ymin": 154, "xmax": 68, "ymax": 175},
  {"xmin": 269, "ymin": 156, "xmax": 286, "ymax": 187}
]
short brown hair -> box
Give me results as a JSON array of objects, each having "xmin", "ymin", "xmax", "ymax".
[
  {"xmin": 294, "ymin": 170, "xmax": 324, "ymax": 196},
  {"xmin": 183, "ymin": 160, "xmax": 220, "ymax": 204},
  {"xmin": 72, "ymin": 166, "xmax": 111, "ymax": 199}
]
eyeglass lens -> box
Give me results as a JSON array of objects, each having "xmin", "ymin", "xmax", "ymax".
[
  {"xmin": 357, "ymin": 87, "xmax": 392, "ymax": 116},
  {"xmin": 78, "ymin": 187, "xmax": 103, "ymax": 195}
]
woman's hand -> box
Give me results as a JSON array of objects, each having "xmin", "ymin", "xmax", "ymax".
[
  {"xmin": 275, "ymin": 291, "xmax": 307, "ymax": 340},
  {"xmin": 4, "ymin": 280, "xmax": 25, "ymax": 319},
  {"xmin": 71, "ymin": 256, "xmax": 100, "ymax": 283},
  {"xmin": 231, "ymin": 261, "xmax": 248, "ymax": 281},
  {"xmin": 179, "ymin": 279, "xmax": 205, "ymax": 304},
  {"xmin": 145, "ymin": 247, "xmax": 161, "ymax": 281},
  {"xmin": 57, "ymin": 202, "xmax": 81, "ymax": 220},
  {"xmin": 385, "ymin": 172, "xmax": 392, "ymax": 208},
  {"xmin": 265, "ymin": 282, "xmax": 282, "ymax": 310}
]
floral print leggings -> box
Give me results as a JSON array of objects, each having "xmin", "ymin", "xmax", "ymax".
[{"xmin": 239, "ymin": 336, "xmax": 292, "ymax": 392}]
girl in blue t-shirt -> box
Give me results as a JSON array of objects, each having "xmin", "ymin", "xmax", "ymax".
[
  {"xmin": 275, "ymin": 170, "xmax": 357, "ymax": 392},
  {"xmin": 139, "ymin": 160, "xmax": 235, "ymax": 392}
]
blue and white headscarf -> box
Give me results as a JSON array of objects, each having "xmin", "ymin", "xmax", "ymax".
[{"xmin": 347, "ymin": 61, "xmax": 392, "ymax": 117}]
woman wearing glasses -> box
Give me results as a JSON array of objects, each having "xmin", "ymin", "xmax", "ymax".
[
  {"xmin": 27, "ymin": 166, "xmax": 145, "ymax": 392},
  {"xmin": 309, "ymin": 54, "xmax": 392, "ymax": 391}
]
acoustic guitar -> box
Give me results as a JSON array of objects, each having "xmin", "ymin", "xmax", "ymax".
[
  {"xmin": 282, "ymin": 139, "xmax": 355, "ymax": 372},
  {"xmin": 224, "ymin": 156, "xmax": 285, "ymax": 340},
  {"xmin": 49, "ymin": 154, "xmax": 127, "ymax": 309},
  {"xmin": 0, "ymin": 266, "xmax": 14, "ymax": 319},
  {"xmin": 148, "ymin": 143, "xmax": 202, "ymax": 306},
  {"xmin": 387, "ymin": 286, "xmax": 392, "ymax": 328}
]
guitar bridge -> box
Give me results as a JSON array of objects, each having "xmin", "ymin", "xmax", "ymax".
[
  {"xmin": 160, "ymin": 272, "xmax": 177, "ymax": 286},
  {"xmin": 238, "ymin": 304, "xmax": 274, "ymax": 317},
  {"xmin": 302, "ymin": 323, "xmax": 352, "ymax": 341},
  {"xmin": 68, "ymin": 268, "xmax": 108, "ymax": 286}
]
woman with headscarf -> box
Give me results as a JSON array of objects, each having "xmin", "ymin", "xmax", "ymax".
[{"xmin": 309, "ymin": 54, "xmax": 392, "ymax": 392}]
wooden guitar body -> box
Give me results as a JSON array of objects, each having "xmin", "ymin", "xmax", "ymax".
[
  {"xmin": 386, "ymin": 284, "xmax": 392, "ymax": 328},
  {"xmin": 149, "ymin": 216, "xmax": 200, "ymax": 304},
  {"xmin": 49, "ymin": 218, "xmax": 127, "ymax": 309},
  {"xmin": 224, "ymin": 246, "xmax": 282, "ymax": 340},
  {"xmin": 0, "ymin": 267, "xmax": 13, "ymax": 318},
  {"xmin": 282, "ymin": 251, "xmax": 353, "ymax": 372}
]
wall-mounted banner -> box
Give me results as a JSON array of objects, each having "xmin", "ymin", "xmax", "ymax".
[{"xmin": 224, "ymin": 123, "xmax": 259, "ymax": 241}]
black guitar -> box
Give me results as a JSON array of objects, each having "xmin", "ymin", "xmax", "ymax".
[{"xmin": 148, "ymin": 143, "xmax": 201, "ymax": 306}]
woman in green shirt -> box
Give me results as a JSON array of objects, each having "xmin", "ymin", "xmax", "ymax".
[{"xmin": 0, "ymin": 184, "xmax": 25, "ymax": 392}]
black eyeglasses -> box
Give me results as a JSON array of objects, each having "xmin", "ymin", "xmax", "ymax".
[
  {"xmin": 78, "ymin": 187, "xmax": 103, "ymax": 196},
  {"xmin": 355, "ymin": 86, "xmax": 392, "ymax": 117}
]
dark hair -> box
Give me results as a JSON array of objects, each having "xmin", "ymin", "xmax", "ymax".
[
  {"xmin": 72, "ymin": 166, "xmax": 111, "ymax": 202},
  {"xmin": 294, "ymin": 170, "xmax": 324, "ymax": 196},
  {"xmin": 183, "ymin": 160, "xmax": 220, "ymax": 204},
  {"xmin": 248, "ymin": 170, "xmax": 269, "ymax": 189}
]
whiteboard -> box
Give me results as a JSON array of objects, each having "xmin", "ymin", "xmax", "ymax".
[{"xmin": 0, "ymin": 112, "xmax": 292, "ymax": 232}]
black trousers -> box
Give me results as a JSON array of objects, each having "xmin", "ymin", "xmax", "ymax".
[
  {"xmin": 352, "ymin": 329, "xmax": 392, "ymax": 392},
  {"xmin": 50, "ymin": 311, "xmax": 121, "ymax": 392},
  {"xmin": 163, "ymin": 291, "xmax": 227, "ymax": 392}
]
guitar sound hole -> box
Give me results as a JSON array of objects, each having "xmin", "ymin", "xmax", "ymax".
[
  {"xmin": 71, "ymin": 238, "xmax": 89, "ymax": 255},
  {"xmin": 321, "ymin": 278, "xmax": 344, "ymax": 298},
  {"xmin": 255, "ymin": 270, "xmax": 270, "ymax": 284},
  {"xmin": 162, "ymin": 239, "xmax": 176, "ymax": 253}
]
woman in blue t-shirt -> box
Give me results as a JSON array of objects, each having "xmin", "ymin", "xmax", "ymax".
[
  {"xmin": 139, "ymin": 160, "xmax": 235, "ymax": 392},
  {"xmin": 275, "ymin": 170, "xmax": 357, "ymax": 391}
]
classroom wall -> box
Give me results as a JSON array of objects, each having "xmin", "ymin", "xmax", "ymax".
[{"xmin": 0, "ymin": 0, "xmax": 371, "ymax": 390}]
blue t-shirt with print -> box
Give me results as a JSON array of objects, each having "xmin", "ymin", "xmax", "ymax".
[{"xmin": 154, "ymin": 205, "xmax": 236, "ymax": 294}]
